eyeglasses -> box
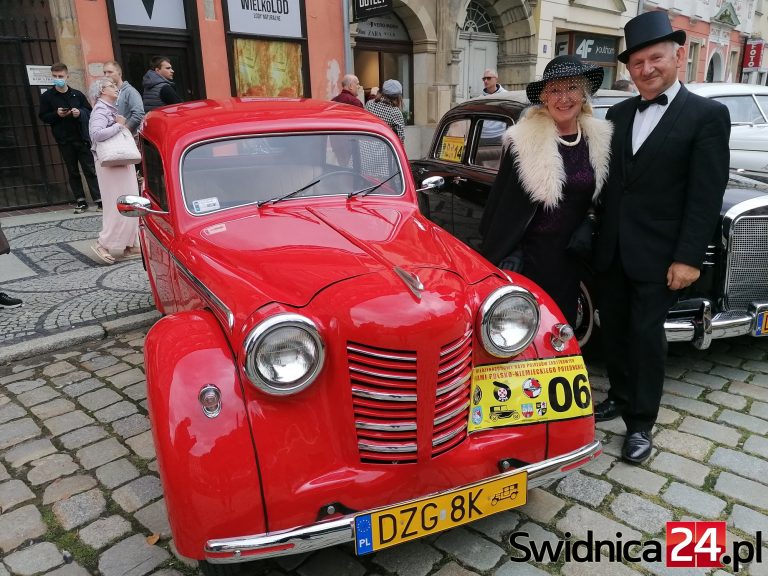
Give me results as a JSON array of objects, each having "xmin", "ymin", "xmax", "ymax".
[{"xmin": 482, "ymin": 77, "xmax": 494, "ymax": 81}]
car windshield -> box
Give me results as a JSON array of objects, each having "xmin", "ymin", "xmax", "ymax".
[{"xmin": 181, "ymin": 133, "xmax": 404, "ymax": 214}]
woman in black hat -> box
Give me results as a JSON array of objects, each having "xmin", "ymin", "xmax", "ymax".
[{"xmin": 479, "ymin": 55, "xmax": 612, "ymax": 327}]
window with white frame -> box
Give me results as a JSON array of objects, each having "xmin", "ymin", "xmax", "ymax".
[{"xmin": 687, "ymin": 42, "xmax": 701, "ymax": 82}]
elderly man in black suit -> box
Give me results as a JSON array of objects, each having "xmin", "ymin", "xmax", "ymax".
[{"xmin": 592, "ymin": 11, "xmax": 731, "ymax": 464}]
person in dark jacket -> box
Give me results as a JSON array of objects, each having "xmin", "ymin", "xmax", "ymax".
[
  {"xmin": 331, "ymin": 74, "xmax": 363, "ymax": 108},
  {"xmin": 142, "ymin": 56, "xmax": 183, "ymax": 111},
  {"xmin": 479, "ymin": 56, "xmax": 612, "ymax": 327},
  {"xmin": 592, "ymin": 12, "xmax": 730, "ymax": 464},
  {"xmin": 38, "ymin": 63, "xmax": 101, "ymax": 214}
]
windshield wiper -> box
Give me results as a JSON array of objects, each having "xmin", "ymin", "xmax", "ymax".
[
  {"xmin": 347, "ymin": 172, "xmax": 401, "ymax": 199},
  {"xmin": 257, "ymin": 177, "xmax": 321, "ymax": 207}
]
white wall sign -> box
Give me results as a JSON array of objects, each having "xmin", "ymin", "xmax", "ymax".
[
  {"xmin": 227, "ymin": 0, "xmax": 302, "ymax": 38},
  {"xmin": 114, "ymin": 0, "xmax": 187, "ymax": 29},
  {"xmin": 356, "ymin": 13, "xmax": 409, "ymax": 42},
  {"xmin": 26, "ymin": 65, "xmax": 53, "ymax": 86}
]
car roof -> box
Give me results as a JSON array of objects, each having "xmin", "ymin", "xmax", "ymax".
[
  {"xmin": 142, "ymin": 97, "xmax": 397, "ymax": 147},
  {"xmin": 687, "ymin": 82, "xmax": 768, "ymax": 97},
  {"xmin": 457, "ymin": 88, "xmax": 633, "ymax": 109}
]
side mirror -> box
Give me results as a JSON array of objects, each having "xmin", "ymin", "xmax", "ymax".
[
  {"xmin": 117, "ymin": 195, "xmax": 168, "ymax": 217},
  {"xmin": 416, "ymin": 176, "xmax": 445, "ymax": 193}
]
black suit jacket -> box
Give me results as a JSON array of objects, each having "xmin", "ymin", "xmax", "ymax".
[{"xmin": 593, "ymin": 85, "xmax": 731, "ymax": 282}]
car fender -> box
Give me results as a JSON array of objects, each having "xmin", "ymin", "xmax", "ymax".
[{"xmin": 144, "ymin": 310, "xmax": 266, "ymax": 559}]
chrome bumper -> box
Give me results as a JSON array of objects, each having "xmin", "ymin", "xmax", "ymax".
[
  {"xmin": 205, "ymin": 439, "xmax": 602, "ymax": 564},
  {"xmin": 665, "ymin": 301, "xmax": 768, "ymax": 350}
]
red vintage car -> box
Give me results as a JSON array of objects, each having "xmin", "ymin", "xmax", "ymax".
[{"xmin": 118, "ymin": 97, "xmax": 600, "ymax": 574}]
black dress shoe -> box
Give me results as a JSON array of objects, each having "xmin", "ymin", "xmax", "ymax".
[
  {"xmin": 594, "ymin": 399, "xmax": 623, "ymax": 422},
  {"xmin": 622, "ymin": 431, "xmax": 652, "ymax": 464}
]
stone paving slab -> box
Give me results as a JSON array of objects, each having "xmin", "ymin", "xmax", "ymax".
[{"xmin": 0, "ymin": 322, "xmax": 766, "ymax": 576}]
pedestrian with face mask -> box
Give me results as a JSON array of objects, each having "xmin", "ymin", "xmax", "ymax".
[{"xmin": 38, "ymin": 63, "xmax": 102, "ymax": 213}]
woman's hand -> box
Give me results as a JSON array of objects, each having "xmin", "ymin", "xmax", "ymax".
[{"xmin": 115, "ymin": 114, "xmax": 127, "ymax": 126}]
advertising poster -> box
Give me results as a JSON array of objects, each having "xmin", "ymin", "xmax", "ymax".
[{"xmin": 233, "ymin": 38, "xmax": 303, "ymax": 97}]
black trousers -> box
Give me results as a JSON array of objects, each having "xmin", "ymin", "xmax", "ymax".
[
  {"xmin": 599, "ymin": 256, "xmax": 678, "ymax": 433},
  {"xmin": 58, "ymin": 140, "xmax": 100, "ymax": 204}
]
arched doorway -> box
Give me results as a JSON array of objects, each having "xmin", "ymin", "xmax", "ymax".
[
  {"xmin": 707, "ymin": 51, "xmax": 724, "ymax": 82},
  {"xmin": 456, "ymin": 2, "xmax": 498, "ymax": 102}
]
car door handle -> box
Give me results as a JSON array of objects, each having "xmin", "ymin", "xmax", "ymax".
[{"xmin": 453, "ymin": 176, "xmax": 467, "ymax": 184}]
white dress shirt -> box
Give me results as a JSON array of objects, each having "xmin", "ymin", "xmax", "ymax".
[{"xmin": 631, "ymin": 80, "xmax": 682, "ymax": 154}]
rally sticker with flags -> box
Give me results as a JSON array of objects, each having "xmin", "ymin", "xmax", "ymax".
[{"xmin": 468, "ymin": 356, "xmax": 593, "ymax": 431}]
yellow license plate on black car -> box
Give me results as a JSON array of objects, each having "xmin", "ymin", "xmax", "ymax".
[{"xmin": 354, "ymin": 471, "xmax": 527, "ymax": 554}]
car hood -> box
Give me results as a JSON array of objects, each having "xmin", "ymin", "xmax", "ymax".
[{"xmin": 178, "ymin": 204, "xmax": 495, "ymax": 319}]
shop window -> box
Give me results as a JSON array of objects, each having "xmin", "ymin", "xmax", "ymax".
[
  {"xmin": 354, "ymin": 12, "xmax": 413, "ymax": 124},
  {"xmin": 224, "ymin": 0, "xmax": 309, "ymax": 98}
]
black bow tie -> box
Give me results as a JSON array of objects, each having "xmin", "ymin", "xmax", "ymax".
[{"xmin": 637, "ymin": 94, "xmax": 668, "ymax": 112}]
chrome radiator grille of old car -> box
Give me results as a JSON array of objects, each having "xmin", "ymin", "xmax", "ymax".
[
  {"xmin": 349, "ymin": 331, "xmax": 472, "ymax": 464},
  {"xmin": 726, "ymin": 217, "xmax": 768, "ymax": 310}
]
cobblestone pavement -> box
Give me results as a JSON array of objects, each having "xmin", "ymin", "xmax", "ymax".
[
  {"xmin": 0, "ymin": 212, "xmax": 156, "ymax": 356},
  {"xmin": 0, "ymin": 331, "xmax": 767, "ymax": 576}
]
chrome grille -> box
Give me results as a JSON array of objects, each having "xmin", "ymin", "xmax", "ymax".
[
  {"xmin": 350, "ymin": 342, "xmax": 418, "ymax": 463},
  {"xmin": 349, "ymin": 331, "xmax": 473, "ymax": 464},
  {"xmin": 726, "ymin": 217, "xmax": 768, "ymax": 310},
  {"xmin": 433, "ymin": 330, "xmax": 472, "ymax": 457}
]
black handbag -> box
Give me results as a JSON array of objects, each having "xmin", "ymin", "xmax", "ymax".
[{"xmin": 0, "ymin": 223, "xmax": 9, "ymax": 255}]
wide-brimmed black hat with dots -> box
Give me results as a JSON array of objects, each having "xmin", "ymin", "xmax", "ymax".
[
  {"xmin": 618, "ymin": 11, "xmax": 686, "ymax": 64},
  {"xmin": 526, "ymin": 55, "xmax": 604, "ymax": 105}
]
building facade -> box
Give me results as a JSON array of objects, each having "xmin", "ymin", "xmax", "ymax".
[{"xmin": 0, "ymin": 0, "xmax": 755, "ymax": 211}]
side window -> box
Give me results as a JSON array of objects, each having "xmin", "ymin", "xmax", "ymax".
[
  {"xmin": 754, "ymin": 95, "xmax": 768, "ymax": 123},
  {"xmin": 715, "ymin": 96, "xmax": 763, "ymax": 124},
  {"xmin": 434, "ymin": 119, "xmax": 470, "ymax": 163},
  {"xmin": 472, "ymin": 118, "xmax": 512, "ymax": 170},
  {"xmin": 142, "ymin": 141, "xmax": 168, "ymax": 211}
]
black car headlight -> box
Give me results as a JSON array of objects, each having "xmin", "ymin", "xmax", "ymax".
[
  {"xmin": 479, "ymin": 286, "xmax": 540, "ymax": 357},
  {"xmin": 243, "ymin": 314, "xmax": 324, "ymax": 395}
]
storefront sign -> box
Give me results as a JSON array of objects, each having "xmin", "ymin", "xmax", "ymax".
[
  {"xmin": 26, "ymin": 65, "xmax": 53, "ymax": 86},
  {"xmin": 573, "ymin": 34, "xmax": 617, "ymax": 63},
  {"xmin": 114, "ymin": 0, "xmax": 187, "ymax": 29},
  {"xmin": 353, "ymin": 0, "xmax": 392, "ymax": 21},
  {"xmin": 227, "ymin": 0, "xmax": 302, "ymax": 38},
  {"xmin": 742, "ymin": 40, "xmax": 764, "ymax": 71},
  {"xmin": 355, "ymin": 13, "xmax": 409, "ymax": 42}
]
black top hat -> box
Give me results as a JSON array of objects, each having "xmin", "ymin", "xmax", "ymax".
[
  {"xmin": 618, "ymin": 11, "xmax": 686, "ymax": 63},
  {"xmin": 526, "ymin": 55, "xmax": 604, "ymax": 105}
]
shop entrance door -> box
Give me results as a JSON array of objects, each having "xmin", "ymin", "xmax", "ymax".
[{"xmin": 118, "ymin": 34, "xmax": 200, "ymax": 103}]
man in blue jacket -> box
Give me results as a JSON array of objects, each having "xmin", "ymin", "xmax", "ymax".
[{"xmin": 38, "ymin": 63, "xmax": 101, "ymax": 213}]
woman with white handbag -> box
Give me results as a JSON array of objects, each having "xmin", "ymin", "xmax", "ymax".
[{"xmin": 87, "ymin": 77, "xmax": 141, "ymax": 265}]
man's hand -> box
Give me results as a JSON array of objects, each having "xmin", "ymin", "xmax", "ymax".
[
  {"xmin": 57, "ymin": 107, "xmax": 70, "ymax": 117},
  {"xmin": 667, "ymin": 262, "xmax": 700, "ymax": 291},
  {"xmin": 70, "ymin": 108, "xmax": 80, "ymax": 118}
]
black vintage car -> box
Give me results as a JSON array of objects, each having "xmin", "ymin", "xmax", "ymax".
[{"xmin": 411, "ymin": 91, "xmax": 768, "ymax": 351}]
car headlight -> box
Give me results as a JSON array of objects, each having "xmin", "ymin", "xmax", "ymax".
[
  {"xmin": 243, "ymin": 314, "xmax": 324, "ymax": 395},
  {"xmin": 479, "ymin": 286, "xmax": 540, "ymax": 357}
]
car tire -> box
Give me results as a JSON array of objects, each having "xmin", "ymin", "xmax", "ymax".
[
  {"xmin": 575, "ymin": 279, "xmax": 600, "ymax": 357},
  {"xmin": 199, "ymin": 561, "xmax": 241, "ymax": 576}
]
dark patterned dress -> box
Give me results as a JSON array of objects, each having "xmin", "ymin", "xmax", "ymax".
[{"xmin": 522, "ymin": 134, "xmax": 595, "ymax": 325}]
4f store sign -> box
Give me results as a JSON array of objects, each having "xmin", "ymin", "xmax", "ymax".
[{"xmin": 353, "ymin": 0, "xmax": 392, "ymax": 21}]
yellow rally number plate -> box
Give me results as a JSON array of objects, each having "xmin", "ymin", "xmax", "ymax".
[
  {"xmin": 469, "ymin": 356, "xmax": 593, "ymax": 432},
  {"xmin": 354, "ymin": 471, "xmax": 527, "ymax": 554}
]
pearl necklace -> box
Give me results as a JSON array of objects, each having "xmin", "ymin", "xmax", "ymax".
[{"xmin": 556, "ymin": 123, "xmax": 582, "ymax": 147}]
